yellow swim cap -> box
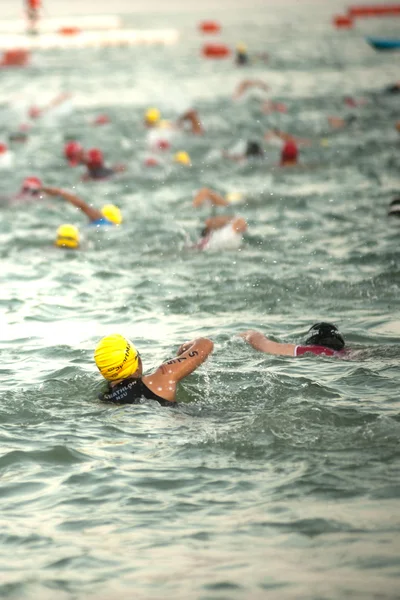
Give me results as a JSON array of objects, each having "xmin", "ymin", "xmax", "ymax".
[
  {"xmin": 145, "ymin": 107, "xmax": 161, "ymax": 125},
  {"xmin": 225, "ymin": 191, "xmax": 244, "ymax": 204},
  {"xmin": 237, "ymin": 42, "xmax": 247, "ymax": 53},
  {"xmin": 55, "ymin": 224, "xmax": 79, "ymax": 249},
  {"xmin": 94, "ymin": 334, "xmax": 139, "ymax": 381},
  {"xmin": 101, "ymin": 204, "xmax": 122, "ymax": 225},
  {"xmin": 174, "ymin": 151, "xmax": 191, "ymax": 166}
]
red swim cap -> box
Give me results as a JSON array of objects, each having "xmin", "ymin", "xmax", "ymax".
[
  {"xmin": 281, "ymin": 140, "xmax": 298, "ymax": 163},
  {"xmin": 21, "ymin": 176, "xmax": 42, "ymax": 191},
  {"xmin": 157, "ymin": 139, "xmax": 171, "ymax": 151},
  {"xmin": 64, "ymin": 141, "xmax": 83, "ymax": 166},
  {"xmin": 93, "ymin": 114, "xmax": 110, "ymax": 125},
  {"xmin": 86, "ymin": 148, "xmax": 104, "ymax": 167},
  {"xmin": 144, "ymin": 157, "xmax": 159, "ymax": 167},
  {"xmin": 0, "ymin": 142, "xmax": 7, "ymax": 154}
]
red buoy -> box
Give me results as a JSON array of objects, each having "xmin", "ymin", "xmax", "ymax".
[
  {"xmin": 333, "ymin": 14, "xmax": 354, "ymax": 28},
  {"xmin": 202, "ymin": 43, "xmax": 231, "ymax": 59},
  {"xmin": 0, "ymin": 49, "xmax": 30, "ymax": 67},
  {"xmin": 199, "ymin": 21, "xmax": 221, "ymax": 34},
  {"xmin": 348, "ymin": 4, "xmax": 400, "ymax": 17}
]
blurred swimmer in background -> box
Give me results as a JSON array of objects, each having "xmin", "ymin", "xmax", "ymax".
[
  {"xmin": 82, "ymin": 148, "xmax": 125, "ymax": 181},
  {"xmin": 144, "ymin": 107, "xmax": 204, "ymax": 135},
  {"xmin": 41, "ymin": 186, "xmax": 122, "ymax": 226}
]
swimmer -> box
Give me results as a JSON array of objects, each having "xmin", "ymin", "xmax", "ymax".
[
  {"xmin": 144, "ymin": 107, "xmax": 204, "ymax": 135},
  {"xmin": 174, "ymin": 151, "xmax": 191, "ymax": 166},
  {"xmin": 233, "ymin": 79, "xmax": 269, "ymax": 100},
  {"xmin": 94, "ymin": 334, "xmax": 214, "ymax": 405},
  {"xmin": 223, "ymin": 140, "xmax": 264, "ymax": 162},
  {"xmin": 235, "ymin": 43, "xmax": 250, "ymax": 66},
  {"xmin": 327, "ymin": 115, "xmax": 357, "ymax": 130},
  {"xmin": 41, "ymin": 186, "xmax": 122, "ymax": 225},
  {"xmin": 0, "ymin": 143, "xmax": 13, "ymax": 169},
  {"xmin": 396, "ymin": 121, "xmax": 400, "ymax": 134},
  {"xmin": 28, "ymin": 92, "xmax": 72, "ymax": 120},
  {"xmin": 26, "ymin": 0, "xmax": 41, "ymax": 34},
  {"xmin": 64, "ymin": 141, "xmax": 85, "ymax": 167},
  {"xmin": 280, "ymin": 140, "xmax": 298, "ymax": 167},
  {"xmin": 388, "ymin": 197, "xmax": 400, "ymax": 218},
  {"xmin": 195, "ymin": 215, "xmax": 248, "ymax": 251},
  {"xmin": 193, "ymin": 188, "xmax": 230, "ymax": 208},
  {"xmin": 264, "ymin": 128, "xmax": 312, "ymax": 147},
  {"xmin": 55, "ymin": 224, "xmax": 80, "ymax": 250},
  {"xmin": 15, "ymin": 176, "xmax": 43, "ymax": 201},
  {"xmin": 234, "ymin": 45, "xmax": 269, "ymax": 67},
  {"xmin": 82, "ymin": 148, "xmax": 125, "ymax": 181},
  {"xmin": 239, "ymin": 322, "xmax": 346, "ymax": 357},
  {"xmin": 262, "ymin": 100, "xmax": 288, "ymax": 114}
]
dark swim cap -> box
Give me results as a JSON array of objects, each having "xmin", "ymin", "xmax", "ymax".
[
  {"xmin": 246, "ymin": 141, "xmax": 263, "ymax": 158},
  {"xmin": 305, "ymin": 322, "xmax": 345, "ymax": 351},
  {"xmin": 388, "ymin": 197, "xmax": 400, "ymax": 217}
]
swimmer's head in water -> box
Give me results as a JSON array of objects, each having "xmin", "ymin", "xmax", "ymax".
[
  {"xmin": 64, "ymin": 140, "xmax": 84, "ymax": 166},
  {"xmin": 21, "ymin": 176, "xmax": 42, "ymax": 196},
  {"xmin": 174, "ymin": 151, "xmax": 191, "ymax": 166},
  {"xmin": 281, "ymin": 140, "xmax": 298, "ymax": 165},
  {"xmin": 246, "ymin": 141, "xmax": 263, "ymax": 158},
  {"xmin": 94, "ymin": 334, "xmax": 140, "ymax": 381},
  {"xmin": 0, "ymin": 143, "xmax": 8, "ymax": 155},
  {"xmin": 388, "ymin": 197, "xmax": 400, "ymax": 217},
  {"xmin": 145, "ymin": 107, "xmax": 161, "ymax": 126},
  {"xmin": 86, "ymin": 148, "xmax": 104, "ymax": 168},
  {"xmin": 236, "ymin": 42, "xmax": 247, "ymax": 54},
  {"xmin": 304, "ymin": 323, "xmax": 345, "ymax": 351},
  {"xmin": 55, "ymin": 224, "xmax": 79, "ymax": 249},
  {"xmin": 101, "ymin": 204, "xmax": 122, "ymax": 225}
]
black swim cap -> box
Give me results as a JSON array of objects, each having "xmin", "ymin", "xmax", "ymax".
[
  {"xmin": 246, "ymin": 141, "xmax": 263, "ymax": 158},
  {"xmin": 388, "ymin": 197, "xmax": 400, "ymax": 217},
  {"xmin": 305, "ymin": 322, "xmax": 345, "ymax": 351}
]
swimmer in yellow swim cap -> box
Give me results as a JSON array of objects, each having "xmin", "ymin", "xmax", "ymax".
[
  {"xmin": 55, "ymin": 223, "xmax": 80, "ymax": 249},
  {"xmin": 41, "ymin": 186, "xmax": 122, "ymax": 226},
  {"xmin": 94, "ymin": 334, "xmax": 213, "ymax": 405},
  {"xmin": 145, "ymin": 107, "xmax": 161, "ymax": 127},
  {"xmin": 144, "ymin": 107, "xmax": 204, "ymax": 135},
  {"xmin": 174, "ymin": 151, "xmax": 191, "ymax": 166}
]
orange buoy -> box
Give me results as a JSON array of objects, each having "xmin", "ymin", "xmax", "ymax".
[
  {"xmin": 199, "ymin": 21, "xmax": 221, "ymax": 34},
  {"xmin": 1, "ymin": 49, "xmax": 30, "ymax": 67},
  {"xmin": 333, "ymin": 14, "xmax": 354, "ymax": 28},
  {"xmin": 58, "ymin": 26, "xmax": 81, "ymax": 35},
  {"xmin": 202, "ymin": 43, "xmax": 231, "ymax": 59},
  {"xmin": 348, "ymin": 4, "xmax": 400, "ymax": 17}
]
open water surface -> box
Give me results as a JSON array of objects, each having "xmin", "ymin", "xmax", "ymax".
[{"xmin": 0, "ymin": 1, "xmax": 399, "ymax": 598}]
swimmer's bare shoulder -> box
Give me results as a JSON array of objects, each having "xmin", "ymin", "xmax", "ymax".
[{"xmin": 142, "ymin": 338, "xmax": 214, "ymax": 401}]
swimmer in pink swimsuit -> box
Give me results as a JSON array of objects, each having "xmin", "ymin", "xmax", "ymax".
[{"xmin": 239, "ymin": 323, "xmax": 346, "ymax": 357}]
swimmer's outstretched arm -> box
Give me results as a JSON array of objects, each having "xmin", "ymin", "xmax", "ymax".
[
  {"xmin": 193, "ymin": 188, "xmax": 229, "ymax": 208},
  {"xmin": 142, "ymin": 338, "xmax": 214, "ymax": 402},
  {"xmin": 177, "ymin": 109, "xmax": 204, "ymax": 135},
  {"xmin": 264, "ymin": 129, "xmax": 312, "ymax": 147},
  {"xmin": 41, "ymin": 186, "xmax": 103, "ymax": 222},
  {"xmin": 204, "ymin": 215, "xmax": 247, "ymax": 234},
  {"xmin": 233, "ymin": 79, "xmax": 269, "ymax": 100},
  {"xmin": 238, "ymin": 330, "xmax": 295, "ymax": 356}
]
